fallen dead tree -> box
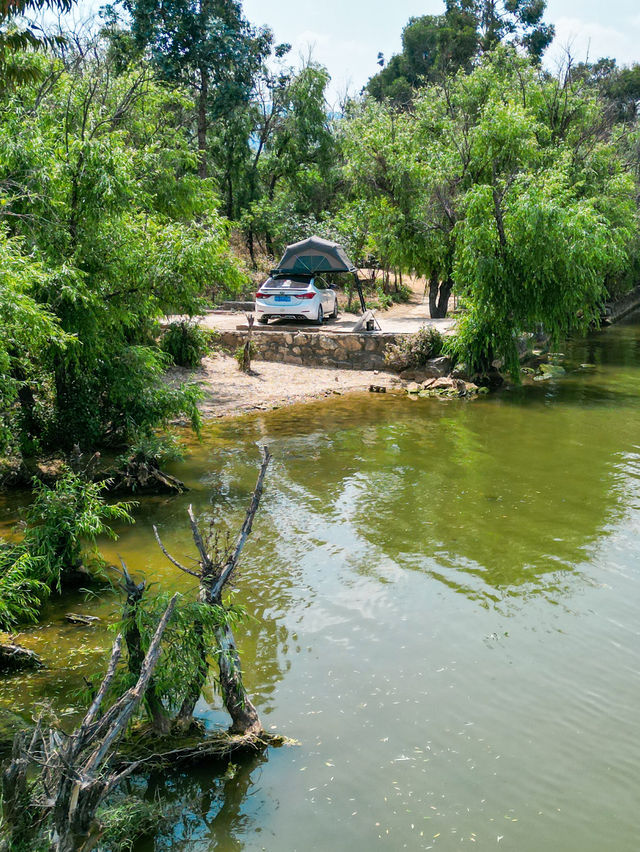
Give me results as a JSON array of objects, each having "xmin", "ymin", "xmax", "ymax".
[
  {"xmin": 0, "ymin": 450, "xmax": 281, "ymax": 849},
  {"xmin": 1, "ymin": 595, "xmax": 177, "ymax": 852}
]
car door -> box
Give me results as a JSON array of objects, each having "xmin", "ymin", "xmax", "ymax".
[{"xmin": 316, "ymin": 279, "xmax": 332, "ymax": 310}]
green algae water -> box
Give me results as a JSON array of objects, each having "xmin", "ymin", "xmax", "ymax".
[{"xmin": 3, "ymin": 315, "xmax": 640, "ymax": 851}]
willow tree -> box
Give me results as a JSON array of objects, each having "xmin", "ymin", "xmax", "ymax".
[
  {"xmin": 342, "ymin": 47, "xmax": 636, "ymax": 354},
  {"xmin": 1, "ymin": 36, "xmax": 246, "ymax": 459},
  {"xmin": 0, "ymin": 0, "xmax": 73, "ymax": 88}
]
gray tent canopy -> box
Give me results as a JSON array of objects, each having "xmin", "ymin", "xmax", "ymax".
[{"xmin": 272, "ymin": 236, "xmax": 366, "ymax": 312}]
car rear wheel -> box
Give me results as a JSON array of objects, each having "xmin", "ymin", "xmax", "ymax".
[
  {"xmin": 314, "ymin": 304, "xmax": 324, "ymax": 325},
  {"xmin": 258, "ymin": 315, "xmax": 269, "ymax": 324}
]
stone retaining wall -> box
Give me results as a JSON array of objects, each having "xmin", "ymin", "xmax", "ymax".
[{"xmin": 219, "ymin": 329, "xmax": 401, "ymax": 370}]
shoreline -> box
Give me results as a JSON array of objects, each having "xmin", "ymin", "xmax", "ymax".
[{"xmin": 169, "ymin": 353, "xmax": 403, "ymax": 420}]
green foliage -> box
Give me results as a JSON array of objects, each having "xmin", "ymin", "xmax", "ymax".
[
  {"xmin": 0, "ymin": 230, "xmax": 72, "ymax": 456},
  {"xmin": 99, "ymin": 795, "xmax": 166, "ymax": 852},
  {"xmin": 385, "ymin": 326, "xmax": 445, "ymax": 372},
  {"xmin": 161, "ymin": 320, "xmax": 218, "ymax": 368},
  {"xmin": 119, "ymin": 432, "xmax": 185, "ymax": 469},
  {"xmin": 343, "ymin": 48, "xmax": 636, "ymax": 375},
  {"xmin": 1, "ymin": 43, "xmax": 237, "ymax": 458},
  {"xmin": 24, "ymin": 467, "xmax": 135, "ymax": 587},
  {"xmin": 367, "ymin": 0, "xmax": 555, "ymax": 104},
  {"xmin": 235, "ymin": 341, "xmax": 256, "ymax": 372},
  {"xmin": 0, "ymin": 469, "xmax": 133, "ymax": 629},
  {"xmin": 98, "ymin": 590, "xmax": 248, "ymax": 718},
  {"xmin": 0, "ymin": 542, "xmax": 47, "ymax": 630},
  {"xmin": 0, "ymin": 0, "xmax": 73, "ymax": 89}
]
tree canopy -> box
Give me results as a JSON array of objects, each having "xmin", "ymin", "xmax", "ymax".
[{"xmin": 367, "ymin": 0, "xmax": 555, "ymax": 105}]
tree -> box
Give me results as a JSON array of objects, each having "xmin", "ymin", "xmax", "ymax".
[
  {"xmin": 343, "ymin": 48, "xmax": 635, "ymax": 358},
  {"xmin": 367, "ymin": 4, "xmax": 478, "ymax": 105},
  {"xmin": 366, "ymin": 0, "xmax": 554, "ymax": 104},
  {"xmin": 125, "ymin": 0, "xmax": 271, "ymax": 178},
  {"xmin": 0, "ymin": 0, "xmax": 73, "ymax": 88},
  {"xmin": 1, "ymin": 35, "xmax": 245, "ymax": 459}
]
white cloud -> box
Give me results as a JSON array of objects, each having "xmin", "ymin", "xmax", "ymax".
[{"xmin": 548, "ymin": 15, "xmax": 640, "ymax": 67}]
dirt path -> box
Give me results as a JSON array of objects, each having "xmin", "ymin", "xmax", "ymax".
[{"xmin": 170, "ymin": 354, "xmax": 401, "ymax": 419}]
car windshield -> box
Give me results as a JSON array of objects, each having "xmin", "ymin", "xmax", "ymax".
[{"xmin": 263, "ymin": 277, "xmax": 311, "ymax": 289}]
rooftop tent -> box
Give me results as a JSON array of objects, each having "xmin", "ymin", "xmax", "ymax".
[
  {"xmin": 273, "ymin": 236, "xmax": 357, "ymax": 275},
  {"xmin": 272, "ymin": 236, "xmax": 366, "ymax": 312}
]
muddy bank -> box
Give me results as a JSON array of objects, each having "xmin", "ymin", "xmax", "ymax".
[{"xmin": 169, "ymin": 353, "xmax": 404, "ymax": 419}]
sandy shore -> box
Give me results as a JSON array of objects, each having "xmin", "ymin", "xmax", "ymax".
[{"xmin": 170, "ymin": 353, "xmax": 402, "ymax": 419}]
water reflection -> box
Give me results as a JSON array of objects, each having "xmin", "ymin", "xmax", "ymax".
[{"xmin": 136, "ymin": 752, "xmax": 269, "ymax": 852}]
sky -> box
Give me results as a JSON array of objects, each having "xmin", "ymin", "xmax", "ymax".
[
  {"xmin": 59, "ymin": 0, "xmax": 640, "ymax": 105},
  {"xmin": 240, "ymin": 0, "xmax": 640, "ymax": 105}
]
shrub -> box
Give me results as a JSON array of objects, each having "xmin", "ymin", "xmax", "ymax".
[
  {"xmin": 384, "ymin": 326, "xmax": 445, "ymax": 371},
  {"xmin": 0, "ymin": 543, "xmax": 47, "ymax": 631},
  {"xmin": 161, "ymin": 320, "xmax": 218, "ymax": 368},
  {"xmin": 235, "ymin": 341, "xmax": 256, "ymax": 372},
  {"xmin": 24, "ymin": 467, "xmax": 135, "ymax": 588}
]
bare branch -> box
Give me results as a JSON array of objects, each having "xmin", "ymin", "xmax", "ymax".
[
  {"xmin": 212, "ymin": 447, "xmax": 271, "ymax": 598},
  {"xmin": 79, "ymin": 634, "xmax": 123, "ymax": 732},
  {"xmin": 187, "ymin": 505, "xmax": 214, "ymax": 574},
  {"xmin": 153, "ymin": 525, "xmax": 200, "ymax": 578}
]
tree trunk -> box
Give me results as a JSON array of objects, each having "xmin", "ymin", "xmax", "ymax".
[
  {"xmin": 428, "ymin": 274, "xmax": 452, "ymax": 318},
  {"xmin": 213, "ymin": 620, "xmax": 261, "ymax": 735},
  {"xmin": 197, "ymin": 67, "xmax": 209, "ymax": 179},
  {"xmin": 121, "ymin": 567, "xmax": 171, "ymax": 736},
  {"xmin": 436, "ymin": 277, "xmax": 453, "ymax": 318},
  {"xmin": 428, "ymin": 273, "xmax": 439, "ymax": 318},
  {"xmin": 176, "ymin": 617, "xmax": 208, "ymax": 726}
]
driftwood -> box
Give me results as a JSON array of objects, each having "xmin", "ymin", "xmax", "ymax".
[
  {"xmin": 108, "ymin": 459, "xmax": 187, "ymax": 495},
  {"xmin": 65, "ymin": 613, "xmax": 100, "ymax": 626},
  {"xmin": 1, "ymin": 595, "xmax": 178, "ymax": 852},
  {"xmin": 0, "ymin": 643, "xmax": 43, "ymax": 672},
  {"xmin": 154, "ymin": 446, "xmax": 271, "ymax": 736}
]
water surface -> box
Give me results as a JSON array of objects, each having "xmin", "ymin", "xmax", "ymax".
[{"xmin": 2, "ymin": 317, "xmax": 640, "ymax": 851}]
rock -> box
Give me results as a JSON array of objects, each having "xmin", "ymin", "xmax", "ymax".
[
  {"xmin": 342, "ymin": 336, "xmax": 364, "ymax": 353},
  {"xmin": 475, "ymin": 368, "xmax": 504, "ymax": 390},
  {"xmin": 424, "ymin": 355, "xmax": 452, "ymax": 377},
  {"xmin": 539, "ymin": 363, "xmax": 566, "ymax": 378},
  {"xmin": 451, "ymin": 362, "xmax": 472, "ymax": 381},
  {"xmin": 431, "ymin": 377, "xmax": 456, "ymax": 390},
  {"xmin": 0, "ymin": 643, "xmax": 43, "ymax": 673},
  {"xmin": 406, "ymin": 382, "xmax": 421, "ymax": 394}
]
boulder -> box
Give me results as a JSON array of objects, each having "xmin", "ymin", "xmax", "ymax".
[{"xmin": 424, "ymin": 355, "xmax": 452, "ymax": 377}]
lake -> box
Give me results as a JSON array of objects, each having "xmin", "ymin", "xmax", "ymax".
[{"xmin": 2, "ymin": 314, "xmax": 640, "ymax": 851}]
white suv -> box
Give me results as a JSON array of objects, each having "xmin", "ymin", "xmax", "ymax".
[{"xmin": 255, "ymin": 275, "xmax": 338, "ymax": 325}]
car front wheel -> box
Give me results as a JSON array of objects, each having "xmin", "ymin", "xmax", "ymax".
[
  {"xmin": 330, "ymin": 296, "xmax": 339, "ymax": 318},
  {"xmin": 258, "ymin": 315, "xmax": 269, "ymax": 324}
]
